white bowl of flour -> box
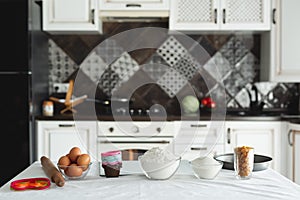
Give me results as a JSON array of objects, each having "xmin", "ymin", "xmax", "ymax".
[{"xmin": 138, "ymin": 147, "xmax": 181, "ymax": 180}]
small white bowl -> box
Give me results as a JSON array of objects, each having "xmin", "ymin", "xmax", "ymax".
[
  {"xmin": 190, "ymin": 157, "xmax": 223, "ymax": 179},
  {"xmin": 139, "ymin": 157, "xmax": 181, "ymax": 180}
]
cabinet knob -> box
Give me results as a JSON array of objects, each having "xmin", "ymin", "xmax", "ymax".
[
  {"xmin": 109, "ymin": 127, "xmax": 114, "ymax": 133},
  {"xmin": 156, "ymin": 127, "xmax": 161, "ymax": 133},
  {"xmin": 132, "ymin": 126, "xmax": 139, "ymax": 133}
]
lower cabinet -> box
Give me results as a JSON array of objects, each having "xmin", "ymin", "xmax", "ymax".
[
  {"xmin": 287, "ymin": 122, "xmax": 300, "ymax": 185},
  {"xmin": 36, "ymin": 121, "xmax": 97, "ymax": 162},
  {"xmin": 173, "ymin": 121, "xmax": 225, "ymax": 161},
  {"xmin": 225, "ymin": 121, "xmax": 283, "ymax": 173},
  {"xmin": 36, "ymin": 120, "xmax": 286, "ymax": 176}
]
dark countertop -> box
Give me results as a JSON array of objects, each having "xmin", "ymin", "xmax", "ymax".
[{"xmin": 35, "ymin": 113, "xmax": 290, "ymax": 121}]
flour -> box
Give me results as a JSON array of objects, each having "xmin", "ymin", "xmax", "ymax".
[
  {"xmin": 140, "ymin": 147, "xmax": 176, "ymax": 164},
  {"xmin": 139, "ymin": 147, "xmax": 179, "ymax": 176},
  {"xmin": 192, "ymin": 156, "xmax": 220, "ymax": 166}
]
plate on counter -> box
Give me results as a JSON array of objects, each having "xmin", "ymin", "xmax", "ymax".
[{"xmin": 214, "ymin": 153, "xmax": 272, "ymax": 171}]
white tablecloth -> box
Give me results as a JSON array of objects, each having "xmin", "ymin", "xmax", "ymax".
[{"xmin": 1, "ymin": 161, "xmax": 300, "ymax": 200}]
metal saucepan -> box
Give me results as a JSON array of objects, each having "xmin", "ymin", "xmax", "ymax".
[{"xmin": 214, "ymin": 153, "xmax": 272, "ymax": 171}]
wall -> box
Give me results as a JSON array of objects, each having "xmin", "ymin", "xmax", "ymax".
[{"xmin": 47, "ymin": 22, "xmax": 299, "ymax": 114}]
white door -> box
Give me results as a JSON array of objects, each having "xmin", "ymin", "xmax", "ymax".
[
  {"xmin": 270, "ymin": 0, "xmax": 300, "ymax": 82},
  {"xmin": 293, "ymin": 132, "xmax": 300, "ymax": 184},
  {"xmin": 169, "ymin": 0, "xmax": 220, "ymax": 30},
  {"xmin": 174, "ymin": 121, "xmax": 225, "ymax": 160},
  {"xmin": 43, "ymin": 0, "xmax": 101, "ymax": 33},
  {"xmin": 36, "ymin": 121, "xmax": 97, "ymax": 162},
  {"xmin": 225, "ymin": 121, "xmax": 281, "ymax": 172},
  {"xmin": 220, "ymin": 0, "xmax": 271, "ymax": 30},
  {"xmin": 50, "ymin": 0, "xmax": 90, "ymax": 22}
]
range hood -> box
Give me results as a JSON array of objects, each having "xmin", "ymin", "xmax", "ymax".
[
  {"xmin": 99, "ymin": 11, "xmax": 169, "ymax": 22},
  {"xmin": 98, "ymin": 0, "xmax": 170, "ymax": 22}
]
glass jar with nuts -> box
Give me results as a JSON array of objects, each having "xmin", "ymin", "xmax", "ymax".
[{"xmin": 234, "ymin": 146, "xmax": 254, "ymax": 180}]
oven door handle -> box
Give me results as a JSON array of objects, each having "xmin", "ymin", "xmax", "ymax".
[{"xmin": 99, "ymin": 140, "xmax": 170, "ymax": 144}]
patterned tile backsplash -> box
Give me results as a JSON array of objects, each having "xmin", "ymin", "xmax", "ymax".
[{"xmin": 48, "ymin": 32, "xmax": 299, "ymax": 113}]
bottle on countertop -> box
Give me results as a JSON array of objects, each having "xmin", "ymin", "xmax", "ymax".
[{"xmin": 43, "ymin": 101, "xmax": 54, "ymax": 116}]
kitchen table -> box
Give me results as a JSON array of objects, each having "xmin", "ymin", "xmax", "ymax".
[{"xmin": 1, "ymin": 160, "xmax": 300, "ymax": 200}]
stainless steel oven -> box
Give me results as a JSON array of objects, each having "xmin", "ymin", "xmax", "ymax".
[{"xmin": 97, "ymin": 121, "xmax": 175, "ymax": 160}]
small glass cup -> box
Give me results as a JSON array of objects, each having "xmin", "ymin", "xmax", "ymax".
[{"xmin": 234, "ymin": 146, "xmax": 254, "ymax": 180}]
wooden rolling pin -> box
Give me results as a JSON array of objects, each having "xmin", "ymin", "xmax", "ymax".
[{"xmin": 40, "ymin": 156, "xmax": 65, "ymax": 187}]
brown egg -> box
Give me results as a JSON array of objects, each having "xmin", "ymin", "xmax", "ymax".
[
  {"xmin": 77, "ymin": 154, "xmax": 91, "ymax": 171},
  {"xmin": 69, "ymin": 147, "xmax": 81, "ymax": 162},
  {"xmin": 65, "ymin": 164, "xmax": 83, "ymax": 177},
  {"xmin": 58, "ymin": 155, "xmax": 71, "ymax": 170}
]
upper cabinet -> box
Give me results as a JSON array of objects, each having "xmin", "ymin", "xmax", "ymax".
[
  {"xmin": 169, "ymin": 0, "xmax": 271, "ymax": 31},
  {"xmin": 42, "ymin": 0, "xmax": 102, "ymax": 34},
  {"xmin": 261, "ymin": 0, "xmax": 300, "ymax": 82},
  {"xmin": 99, "ymin": 0, "xmax": 170, "ymax": 17}
]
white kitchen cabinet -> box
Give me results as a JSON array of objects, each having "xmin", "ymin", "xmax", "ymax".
[
  {"xmin": 170, "ymin": 0, "xmax": 271, "ymax": 31},
  {"xmin": 36, "ymin": 121, "xmax": 97, "ymax": 162},
  {"xmin": 174, "ymin": 121, "xmax": 225, "ymax": 161},
  {"xmin": 225, "ymin": 121, "xmax": 282, "ymax": 173},
  {"xmin": 99, "ymin": 0, "xmax": 169, "ymax": 17},
  {"xmin": 287, "ymin": 122, "xmax": 300, "ymax": 185},
  {"xmin": 42, "ymin": 0, "xmax": 102, "ymax": 33},
  {"xmin": 261, "ymin": 0, "xmax": 300, "ymax": 82}
]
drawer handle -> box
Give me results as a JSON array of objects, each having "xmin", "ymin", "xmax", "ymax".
[
  {"xmin": 58, "ymin": 124, "xmax": 75, "ymax": 127},
  {"xmin": 91, "ymin": 9, "xmax": 95, "ymax": 24},
  {"xmin": 227, "ymin": 128, "xmax": 231, "ymax": 144},
  {"xmin": 126, "ymin": 4, "xmax": 141, "ymax": 7},
  {"xmin": 223, "ymin": 9, "xmax": 226, "ymax": 24},
  {"xmin": 288, "ymin": 129, "xmax": 293, "ymax": 146},
  {"xmin": 191, "ymin": 147, "xmax": 207, "ymax": 151},
  {"xmin": 272, "ymin": 8, "xmax": 276, "ymax": 24},
  {"xmin": 190, "ymin": 124, "xmax": 207, "ymax": 128},
  {"xmin": 214, "ymin": 9, "xmax": 217, "ymax": 24},
  {"xmin": 100, "ymin": 140, "xmax": 170, "ymax": 144}
]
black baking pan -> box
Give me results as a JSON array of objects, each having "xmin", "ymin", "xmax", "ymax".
[{"xmin": 214, "ymin": 153, "xmax": 272, "ymax": 171}]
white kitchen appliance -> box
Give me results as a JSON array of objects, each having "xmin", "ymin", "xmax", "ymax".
[{"xmin": 97, "ymin": 121, "xmax": 175, "ymax": 160}]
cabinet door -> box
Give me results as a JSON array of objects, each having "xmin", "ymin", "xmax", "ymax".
[
  {"xmin": 170, "ymin": 0, "xmax": 219, "ymax": 30},
  {"xmin": 220, "ymin": 0, "xmax": 271, "ymax": 30},
  {"xmin": 292, "ymin": 131, "xmax": 300, "ymax": 184},
  {"xmin": 43, "ymin": 0, "xmax": 101, "ymax": 33},
  {"xmin": 288, "ymin": 130, "xmax": 300, "ymax": 184},
  {"xmin": 100, "ymin": 0, "xmax": 169, "ymax": 11},
  {"xmin": 36, "ymin": 121, "xmax": 97, "ymax": 162},
  {"xmin": 268, "ymin": 0, "xmax": 300, "ymax": 82},
  {"xmin": 174, "ymin": 121, "xmax": 225, "ymax": 161},
  {"xmin": 225, "ymin": 121, "xmax": 281, "ymax": 172}
]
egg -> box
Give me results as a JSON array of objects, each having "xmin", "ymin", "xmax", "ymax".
[
  {"xmin": 69, "ymin": 147, "xmax": 81, "ymax": 162},
  {"xmin": 77, "ymin": 154, "xmax": 91, "ymax": 171},
  {"xmin": 65, "ymin": 164, "xmax": 83, "ymax": 177},
  {"xmin": 58, "ymin": 155, "xmax": 71, "ymax": 170}
]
